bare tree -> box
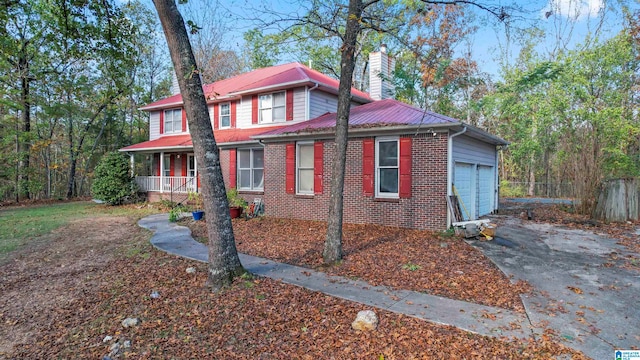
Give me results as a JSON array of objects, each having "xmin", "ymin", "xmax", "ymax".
[
  {"xmin": 323, "ymin": 0, "xmax": 366, "ymax": 264},
  {"xmin": 152, "ymin": 0, "xmax": 245, "ymax": 290}
]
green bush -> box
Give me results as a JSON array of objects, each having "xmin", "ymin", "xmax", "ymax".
[{"xmin": 92, "ymin": 152, "xmax": 138, "ymax": 205}]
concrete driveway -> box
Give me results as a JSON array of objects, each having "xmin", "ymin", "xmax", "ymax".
[{"xmin": 467, "ymin": 216, "xmax": 639, "ymax": 360}]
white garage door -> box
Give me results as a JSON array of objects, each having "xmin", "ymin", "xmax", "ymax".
[
  {"xmin": 477, "ymin": 165, "xmax": 493, "ymax": 217},
  {"xmin": 454, "ymin": 163, "xmax": 474, "ymax": 220}
]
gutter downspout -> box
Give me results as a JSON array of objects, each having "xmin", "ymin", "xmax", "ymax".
[
  {"xmin": 306, "ymin": 83, "xmax": 319, "ymax": 121},
  {"xmin": 447, "ymin": 126, "xmax": 467, "ymax": 228}
]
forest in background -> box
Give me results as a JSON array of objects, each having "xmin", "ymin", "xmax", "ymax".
[{"xmin": 1, "ymin": 0, "xmax": 638, "ymax": 215}]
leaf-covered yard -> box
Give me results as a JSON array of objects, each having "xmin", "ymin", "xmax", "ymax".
[
  {"xmin": 0, "ymin": 203, "xmax": 588, "ymax": 358},
  {"xmin": 186, "ymin": 217, "xmax": 532, "ymax": 312}
]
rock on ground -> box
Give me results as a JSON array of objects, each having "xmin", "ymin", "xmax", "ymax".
[{"xmin": 351, "ymin": 310, "xmax": 378, "ymax": 331}]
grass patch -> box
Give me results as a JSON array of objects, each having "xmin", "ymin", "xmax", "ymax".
[
  {"xmin": 0, "ymin": 202, "xmax": 98, "ymax": 255},
  {"xmin": 0, "ymin": 201, "xmax": 162, "ymax": 257}
]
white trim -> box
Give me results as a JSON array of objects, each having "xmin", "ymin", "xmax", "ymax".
[
  {"xmin": 375, "ymin": 136, "xmax": 399, "ymax": 199},
  {"xmin": 296, "ymin": 141, "xmax": 315, "ymax": 195}
]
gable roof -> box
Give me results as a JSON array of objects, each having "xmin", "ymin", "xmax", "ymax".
[
  {"xmin": 255, "ymin": 99, "xmax": 508, "ymax": 146},
  {"xmin": 140, "ymin": 62, "xmax": 372, "ymax": 111},
  {"xmin": 119, "ymin": 126, "xmax": 286, "ymax": 152}
]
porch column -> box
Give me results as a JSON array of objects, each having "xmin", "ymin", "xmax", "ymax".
[
  {"xmin": 129, "ymin": 153, "xmax": 135, "ymax": 176},
  {"xmin": 160, "ymin": 151, "xmax": 164, "ymax": 193}
]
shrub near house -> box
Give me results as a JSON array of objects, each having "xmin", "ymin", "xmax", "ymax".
[{"xmin": 92, "ymin": 152, "xmax": 137, "ymax": 205}]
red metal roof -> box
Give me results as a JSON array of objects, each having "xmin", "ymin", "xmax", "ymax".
[
  {"xmin": 257, "ymin": 99, "xmax": 460, "ymax": 136},
  {"xmin": 120, "ymin": 126, "xmax": 286, "ymax": 152},
  {"xmin": 140, "ymin": 62, "xmax": 371, "ymax": 110}
]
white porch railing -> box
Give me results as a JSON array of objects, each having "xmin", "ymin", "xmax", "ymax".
[{"xmin": 135, "ymin": 176, "xmax": 197, "ymax": 193}]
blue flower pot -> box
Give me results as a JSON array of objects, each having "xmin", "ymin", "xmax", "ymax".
[{"xmin": 192, "ymin": 211, "xmax": 204, "ymax": 221}]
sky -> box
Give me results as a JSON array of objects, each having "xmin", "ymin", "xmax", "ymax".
[{"xmin": 142, "ymin": 0, "xmax": 638, "ymax": 80}]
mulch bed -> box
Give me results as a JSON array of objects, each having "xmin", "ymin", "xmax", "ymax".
[{"xmin": 184, "ymin": 217, "xmax": 532, "ymax": 312}]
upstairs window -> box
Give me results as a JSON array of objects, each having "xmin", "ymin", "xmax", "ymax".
[
  {"xmin": 164, "ymin": 108, "xmax": 182, "ymax": 133},
  {"xmin": 220, "ymin": 102, "xmax": 231, "ymax": 128},
  {"xmin": 259, "ymin": 91, "xmax": 285, "ymax": 123},
  {"xmin": 376, "ymin": 137, "xmax": 399, "ymax": 198}
]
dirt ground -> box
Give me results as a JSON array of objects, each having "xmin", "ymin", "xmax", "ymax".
[
  {"xmin": 0, "ymin": 216, "xmax": 147, "ymax": 356},
  {"xmin": 0, "ymin": 205, "xmax": 589, "ymax": 359}
]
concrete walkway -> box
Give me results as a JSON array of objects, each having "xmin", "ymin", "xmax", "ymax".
[{"xmin": 138, "ymin": 214, "xmax": 533, "ymax": 340}]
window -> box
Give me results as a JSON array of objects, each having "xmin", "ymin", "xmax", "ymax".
[
  {"xmin": 259, "ymin": 91, "xmax": 285, "ymax": 123},
  {"xmin": 163, "ymin": 108, "xmax": 182, "ymax": 133},
  {"xmin": 376, "ymin": 138, "xmax": 399, "ymax": 198},
  {"xmin": 238, "ymin": 149, "xmax": 264, "ymax": 191},
  {"xmin": 220, "ymin": 102, "xmax": 230, "ymax": 128},
  {"xmin": 296, "ymin": 143, "xmax": 314, "ymax": 194}
]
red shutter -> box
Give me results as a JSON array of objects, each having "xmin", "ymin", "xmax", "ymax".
[
  {"xmin": 159, "ymin": 111, "xmax": 164, "ymax": 134},
  {"xmin": 181, "ymin": 155, "xmax": 187, "ymax": 176},
  {"xmin": 399, "ymin": 137, "xmax": 412, "ymax": 198},
  {"xmin": 169, "ymin": 155, "xmax": 175, "ymax": 176},
  {"xmin": 314, "ymin": 142, "xmax": 323, "ymax": 194},
  {"xmin": 362, "ymin": 139, "xmax": 374, "ymax": 196},
  {"xmin": 155, "ymin": 154, "xmax": 160, "ymax": 176},
  {"xmin": 229, "ymin": 149, "xmax": 237, "ymax": 188},
  {"xmin": 286, "ymin": 143, "xmax": 295, "ymax": 194},
  {"xmin": 181, "ymin": 108, "xmax": 187, "ymax": 132},
  {"xmin": 231, "ymin": 101, "xmax": 237, "ymax": 128},
  {"xmin": 286, "ymin": 89, "xmax": 294, "ymax": 121},
  {"xmin": 251, "ymin": 95, "xmax": 258, "ymax": 124},
  {"xmin": 213, "ymin": 103, "xmax": 219, "ymax": 130}
]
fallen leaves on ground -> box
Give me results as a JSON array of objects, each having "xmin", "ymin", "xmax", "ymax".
[
  {"xmin": 185, "ymin": 217, "xmax": 532, "ymax": 312},
  {"xmin": 1, "ymin": 215, "xmax": 586, "ymax": 359}
]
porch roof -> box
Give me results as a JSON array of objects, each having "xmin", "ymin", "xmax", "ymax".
[{"xmin": 119, "ymin": 126, "xmax": 286, "ymax": 152}]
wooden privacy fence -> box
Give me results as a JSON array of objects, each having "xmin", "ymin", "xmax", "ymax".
[{"xmin": 593, "ymin": 178, "xmax": 639, "ymax": 222}]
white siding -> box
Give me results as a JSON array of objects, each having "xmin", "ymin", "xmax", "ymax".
[
  {"xmin": 369, "ymin": 50, "xmax": 395, "ymax": 100},
  {"xmin": 149, "ymin": 111, "xmax": 161, "ymax": 140},
  {"xmin": 208, "ymin": 105, "xmax": 214, "ymax": 130},
  {"xmin": 293, "ymin": 87, "xmax": 306, "ymax": 121},
  {"xmin": 237, "ymin": 95, "xmax": 252, "ymax": 128},
  {"xmin": 309, "ymin": 90, "xmax": 339, "ymax": 119}
]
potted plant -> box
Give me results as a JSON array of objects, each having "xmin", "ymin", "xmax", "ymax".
[
  {"xmin": 227, "ymin": 188, "xmax": 247, "ymax": 219},
  {"xmin": 188, "ymin": 191, "xmax": 204, "ymax": 220}
]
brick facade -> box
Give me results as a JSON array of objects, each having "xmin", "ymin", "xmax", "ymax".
[
  {"xmin": 262, "ymin": 133, "xmax": 449, "ymax": 231},
  {"xmin": 144, "ymin": 134, "xmax": 449, "ymax": 231}
]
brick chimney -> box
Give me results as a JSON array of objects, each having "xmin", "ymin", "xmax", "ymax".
[{"xmin": 369, "ymin": 44, "xmax": 395, "ymax": 100}]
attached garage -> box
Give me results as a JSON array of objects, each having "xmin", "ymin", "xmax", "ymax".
[{"xmin": 451, "ymin": 134, "xmax": 501, "ymax": 223}]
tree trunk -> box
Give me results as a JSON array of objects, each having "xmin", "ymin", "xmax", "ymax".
[
  {"xmin": 18, "ymin": 54, "xmax": 31, "ymax": 200},
  {"xmin": 153, "ymin": 0, "xmax": 245, "ymax": 290},
  {"xmin": 323, "ymin": 0, "xmax": 363, "ymax": 265}
]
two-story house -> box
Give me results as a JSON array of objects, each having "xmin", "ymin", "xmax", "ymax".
[{"xmin": 121, "ymin": 48, "xmax": 508, "ymax": 230}]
